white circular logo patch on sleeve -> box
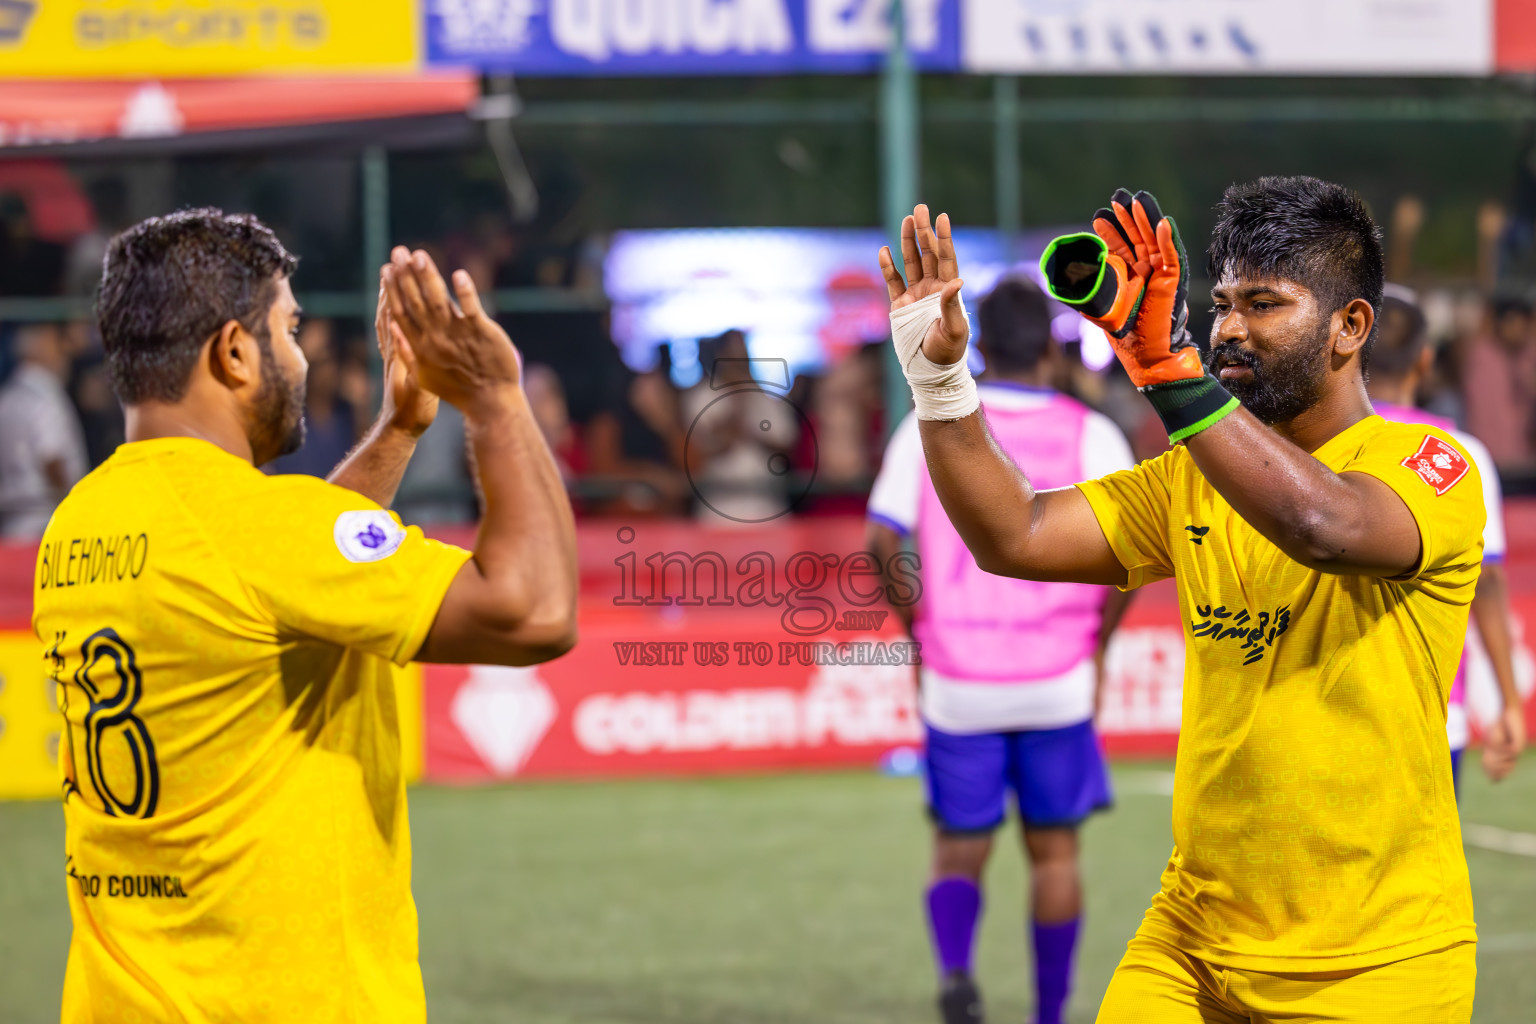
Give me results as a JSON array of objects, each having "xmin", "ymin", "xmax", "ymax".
[{"xmin": 333, "ymin": 510, "xmax": 407, "ymax": 563}]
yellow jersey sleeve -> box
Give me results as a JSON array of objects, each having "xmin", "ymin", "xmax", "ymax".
[
  {"xmin": 1074, "ymin": 449, "xmax": 1177, "ymax": 590},
  {"xmin": 1337, "ymin": 424, "xmax": 1485, "ymax": 595},
  {"xmin": 222, "ymin": 475, "xmax": 473, "ymax": 664}
]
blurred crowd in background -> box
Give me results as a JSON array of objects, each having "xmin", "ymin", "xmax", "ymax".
[{"xmin": 3, "ymin": 156, "xmax": 1536, "ymax": 540}]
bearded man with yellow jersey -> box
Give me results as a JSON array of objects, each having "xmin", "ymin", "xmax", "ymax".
[
  {"xmin": 877, "ymin": 177, "xmax": 1481, "ymax": 1022},
  {"xmin": 33, "ymin": 209, "xmax": 579, "ymax": 1023}
]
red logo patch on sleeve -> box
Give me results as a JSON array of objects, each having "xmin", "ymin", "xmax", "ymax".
[{"xmin": 1400, "ymin": 435, "xmax": 1469, "ymax": 495}]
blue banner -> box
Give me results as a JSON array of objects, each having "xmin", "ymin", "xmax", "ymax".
[{"xmin": 424, "ymin": 0, "xmax": 960, "ymax": 75}]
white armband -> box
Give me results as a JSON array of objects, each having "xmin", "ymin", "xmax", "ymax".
[{"xmin": 889, "ymin": 292, "xmax": 978, "ymax": 421}]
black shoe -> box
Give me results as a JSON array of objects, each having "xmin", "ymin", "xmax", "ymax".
[{"xmin": 938, "ymin": 971, "xmax": 984, "ymax": 1024}]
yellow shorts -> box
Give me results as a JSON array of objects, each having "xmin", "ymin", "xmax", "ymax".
[{"xmin": 1096, "ymin": 933, "xmax": 1476, "ymax": 1024}]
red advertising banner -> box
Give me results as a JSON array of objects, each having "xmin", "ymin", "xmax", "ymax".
[
  {"xmin": 0, "ymin": 76, "xmax": 476, "ymax": 149},
  {"xmin": 425, "ymin": 612, "xmax": 926, "ymax": 781},
  {"xmin": 421, "ymin": 602, "xmax": 1192, "ymax": 783},
  {"xmin": 3, "ymin": 507, "xmax": 1534, "ymax": 791},
  {"xmin": 418, "ymin": 508, "xmax": 1536, "ymax": 782},
  {"xmin": 1498, "ymin": 0, "xmax": 1536, "ymax": 71}
]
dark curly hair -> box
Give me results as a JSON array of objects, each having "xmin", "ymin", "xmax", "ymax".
[
  {"xmin": 96, "ymin": 208, "xmax": 297, "ymax": 403},
  {"xmin": 1207, "ymin": 176, "xmax": 1384, "ymax": 369},
  {"xmin": 978, "ymin": 276, "xmax": 1054, "ymax": 374}
]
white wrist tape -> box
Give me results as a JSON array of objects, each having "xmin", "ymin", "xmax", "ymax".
[{"xmin": 889, "ymin": 291, "xmax": 978, "ymax": 421}]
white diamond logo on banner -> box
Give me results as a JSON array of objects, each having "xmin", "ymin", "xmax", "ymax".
[
  {"xmin": 450, "ymin": 665, "xmax": 557, "ymax": 776},
  {"xmin": 119, "ymin": 83, "xmax": 185, "ymax": 138}
]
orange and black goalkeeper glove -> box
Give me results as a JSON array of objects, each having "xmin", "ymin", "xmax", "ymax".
[{"xmin": 1042, "ymin": 189, "xmax": 1238, "ymax": 443}]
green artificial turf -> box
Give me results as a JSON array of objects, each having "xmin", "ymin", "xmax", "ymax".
[{"xmin": 2, "ymin": 760, "xmax": 1533, "ymax": 1022}]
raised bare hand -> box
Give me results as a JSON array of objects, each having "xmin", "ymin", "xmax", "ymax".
[
  {"xmin": 381, "ymin": 247, "xmax": 522, "ymax": 414},
  {"xmin": 877, "ymin": 204, "xmax": 969, "ymax": 366},
  {"xmin": 374, "ymin": 268, "xmax": 439, "ymax": 437}
]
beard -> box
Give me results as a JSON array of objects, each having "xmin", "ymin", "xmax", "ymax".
[
  {"xmin": 251, "ymin": 330, "xmax": 307, "ymax": 463},
  {"xmin": 1206, "ymin": 316, "xmax": 1332, "ymax": 425}
]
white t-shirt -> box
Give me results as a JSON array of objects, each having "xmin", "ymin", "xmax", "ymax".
[
  {"xmin": 1447, "ymin": 427, "xmax": 1504, "ymax": 751},
  {"xmin": 0, "ymin": 363, "xmax": 88, "ymax": 540},
  {"xmin": 681, "ymin": 382, "xmax": 800, "ymax": 526},
  {"xmin": 1373, "ymin": 405, "xmax": 1507, "ymax": 750},
  {"xmin": 1452, "ymin": 429, "xmax": 1506, "ymax": 561},
  {"xmin": 867, "ymin": 382, "xmax": 1136, "ymax": 733}
]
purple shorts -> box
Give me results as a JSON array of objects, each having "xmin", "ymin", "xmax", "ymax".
[{"xmin": 923, "ymin": 719, "xmax": 1112, "ymax": 833}]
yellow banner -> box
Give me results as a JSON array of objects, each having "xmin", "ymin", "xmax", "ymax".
[
  {"xmin": 0, "ymin": 631, "xmax": 423, "ymax": 800},
  {"xmin": 0, "ymin": 632, "xmax": 60, "ymax": 800},
  {"xmin": 0, "ymin": 0, "xmax": 418, "ymax": 77}
]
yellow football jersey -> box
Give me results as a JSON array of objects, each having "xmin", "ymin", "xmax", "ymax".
[
  {"xmin": 1078, "ymin": 415, "xmax": 1482, "ymax": 972},
  {"xmin": 32, "ymin": 437, "xmax": 471, "ymax": 1023}
]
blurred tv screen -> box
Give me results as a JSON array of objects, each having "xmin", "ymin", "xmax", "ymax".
[{"xmin": 603, "ymin": 226, "xmax": 1111, "ymax": 386}]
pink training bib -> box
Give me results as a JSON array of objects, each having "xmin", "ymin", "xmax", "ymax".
[{"xmin": 915, "ymin": 391, "xmax": 1107, "ymax": 682}]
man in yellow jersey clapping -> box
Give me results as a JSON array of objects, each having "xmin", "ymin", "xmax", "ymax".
[
  {"xmin": 34, "ymin": 209, "xmax": 578, "ymax": 1023},
  {"xmin": 878, "ymin": 178, "xmax": 1480, "ymax": 1022}
]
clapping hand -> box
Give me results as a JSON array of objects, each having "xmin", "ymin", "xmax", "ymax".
[
  {"xmin": 375, "ymin": 262, "xmax": 439, "ymax": 438},
  {"xmin": 380, "ymin": 247, "xmax": 522, "ymax": 414}
]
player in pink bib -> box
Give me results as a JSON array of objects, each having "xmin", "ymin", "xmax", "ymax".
[
  {"xmin": 869, "ymin": 278, "xmax": 1135, "ymax": 1024},
  {"xmin": 1368, "ymin": 285, "xmax": 1525, "ymax": 787}
]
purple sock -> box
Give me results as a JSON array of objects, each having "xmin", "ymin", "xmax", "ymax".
[
  {"xmin": 1031, "ymin": 917, "xmax": 1080, "ymax": 1024},
  {"xmin": 926, "ymin": 877, "xmax": 982, "ymax": 976}
]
